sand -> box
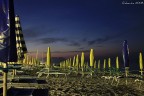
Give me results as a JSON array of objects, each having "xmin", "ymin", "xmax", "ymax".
[{"xmin": 45, "ymin": 75, "xmax": 144, "ymax": 96}]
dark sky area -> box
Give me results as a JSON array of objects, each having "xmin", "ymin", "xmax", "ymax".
[{"xmin": 14, "ymin": 0, "xmax": 144, "ymax": 66}]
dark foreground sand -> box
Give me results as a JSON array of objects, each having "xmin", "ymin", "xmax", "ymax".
[{"xmin": 46, "ymin": 75, "xmax": 144, "ymax": 96}]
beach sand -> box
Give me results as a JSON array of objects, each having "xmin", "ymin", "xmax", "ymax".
[{"xmin": 46, "ymin": 75, "xmax": 144, "ymax": 96}]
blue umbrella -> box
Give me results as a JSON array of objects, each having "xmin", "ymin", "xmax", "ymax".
[
  {"xmin": 123, "ymin": 40, "xmax": 129, "ymax": 68},
  {"xmin": 122, "ymin": 40, "xmax": 130, "ymax": 85}
]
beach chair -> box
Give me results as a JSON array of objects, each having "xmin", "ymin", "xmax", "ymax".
[
  {"xmin": 78, "ymin": 65, "xmax": 94, "ymax": 78},
  {"xmin": 37, "ymin": 68, "xmax": 68, "ymax": 78}
]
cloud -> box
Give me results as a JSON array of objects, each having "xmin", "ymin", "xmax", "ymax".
[
  {"xmin": 39, "ymin": 37, "xmax": 68, "ymax": 44},
  {"xmin": 88, "ymin": 36, "xmax": 109, "ymax": 45},
  {"xmin": 36, "ymin": 37, "xmax": 81, "ymax": 47},
  {"xmin": 52, "ymin": 50, "xmax": 90, "ymax": 53},
  {"xmin": 79, "ymin": 47, "xmax": 84, "ymax": 50},
  {"xmin": 23, "ymin": 28, "xmax": 40, "ymax": 38},
  {"xmin": 82, "ymin": 38, "xmax": 87, "ymax": 42},
  {"xmin": 23, "ymin": 26, "xmax": 60, "ymax": 39},
  {"xmin": 67, "ymin": 41, "xmax": 81, "ymax": 47},
  {"xmin": 129, "ymin": 22, "xmax": 144, "ymax": 33},
  {"xmin": 87, "ymin": 32, "xmax": 125, "ymax": 46},
  {"xmin": 96, "ymin": 45, "xmax": 103, "ymax": 47}
]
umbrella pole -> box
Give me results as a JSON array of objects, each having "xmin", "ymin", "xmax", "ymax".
[
  {"xmin": 12, "ymin": 69, "xmax": 15, "ymax": 79},
  {"xmin": 137, "ymin": 70, "xmax": 143, "ymax": 89},
  {"xmin": 140, "ymin": 70, "xmax": 143, "ymax": 76},
  {"xmin": 125, "ymin": 67, "xmax": 129, "ymax": 85},
  {"xmin": 3, "ymin": 63, "xmax": 8, "ymax": 96}
]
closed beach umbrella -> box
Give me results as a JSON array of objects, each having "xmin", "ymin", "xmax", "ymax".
[
  {"xmin": 94, "ymin": 60, "xmax": 96, "ymax": 69},
  {"xmin": 139, "ymin": 52, "xmax": 143, "ymax": 75},
  {"xmin": 72, "ymin": 56, "xmax": 75, "ymax": 67},
  {"xmin": 122, "ymin": 40, "xmax": 129, "ymax": 85},
  {"xmin": 103, "ymin": 59, "xmax": 106, "ymax": 69},
  {"xmin": 116, "ymin": 56, "xmax": 119, "ymax": 69},
  {"xmin": 122, "ymin": 40, "xmax": 129, "ymax": 68},
  {"xmin": 90, "ymin": 49, "xmax": 94, "ymax": 67},
  {"xmin": 108, "ymin": 58, "xmax": 111, "ymax": 68},
  {"xmin": 46, "ymin": 47, "xmax": 51, "ymax": 68},
  {"xmin": 76, "ymin": 55, "xmax": 79, "ymax": 70},
  {"xmin": 81, "ymin": 52, "xmax": 85, "ymax": 68},
  {"xmin": 98, "ymin": 60, "xmax": 100, "ymax": 70},
  {"xmin": 15, "ymin": 15, "xmax": 27, "ymax": 62},
  {"xmin": 139, "ymin": 52, "xmax": 143, "ymax": 70}
]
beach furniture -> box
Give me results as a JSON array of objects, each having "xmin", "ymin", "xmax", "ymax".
[
  {"xmin": 37, "ymin": 68, "xmax": 68, "ymax": 78},
  {"xmin": 134, "ymin": 78, "xmax": 143, "ymax": 89},
  {"xmin": 78, "ymin": 65, "xmax": 94, "ymax": 78}
]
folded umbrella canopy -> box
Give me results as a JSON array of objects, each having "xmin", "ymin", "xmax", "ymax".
[
  {"xmin": 0, "ymin": 0, "xmax": 17, "ymax": 63},
  {"xmin": 15, "ymin": 15, "xmax": 27, "ymax": 60},
  {"xmin": 123, "ymin": 40, "xmax": 129, "ymax": 68},
  {"xmin": 122, "ymin": 40, "xmax": 130, "ymax": 85}
]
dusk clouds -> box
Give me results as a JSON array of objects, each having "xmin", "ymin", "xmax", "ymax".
[{"xmin": 14, "ymin": 0, "xmax": 144, "ymax": 58}]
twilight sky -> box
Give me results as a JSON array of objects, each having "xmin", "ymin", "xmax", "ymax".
[{"xmin": 14, "ymin": 0, "xmax": 144, "ymax": 59}]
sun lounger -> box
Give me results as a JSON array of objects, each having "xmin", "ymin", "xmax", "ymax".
[{"xmin": 37, "ymin": 68, "xmax": 68, "ymax": 78}]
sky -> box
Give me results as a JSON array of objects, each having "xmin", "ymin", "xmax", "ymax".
[{"xmin": 14, "ymin": 0, "xmax": 144, "ymax": 63}]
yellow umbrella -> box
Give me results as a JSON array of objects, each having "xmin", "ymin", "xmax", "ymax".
[
  {"xmin": 90, "ymin": 49, "xmax": 94, "ymax": 67},
  {"xmin": 98, "ymin": 60, "xmax": 100, "ymax": 70},
  {"xmin": 116, "ymin": 56, "xmax": 119, "ymax": 69},
  {"xmin": 81, "ymin": 52, "xmax": 85, "ymax": 68},
  {"xmin": 72, "ymin": 56, "xmax": 75, "ymax": 67},
  {"xmin": 139, "ymin": 52, "xmax": 143, "ymax": 75},
  {"xmin": 108, "ymin": 58, "xmax": 111, "ymax": 68},
  {"xmin": 76, "ymin": 55, "xmax": 79, "ymax": 70},
  {"xmin": 94, "ymin": 60, "xmax": 96, "ymax": 69},
  {"xmin": 103, "ymin": 59, "xmax": 106, "ymax": 69},
  {"xmin": 46, "ymin": 47, "xmax": 51, "ymax": 68}
]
